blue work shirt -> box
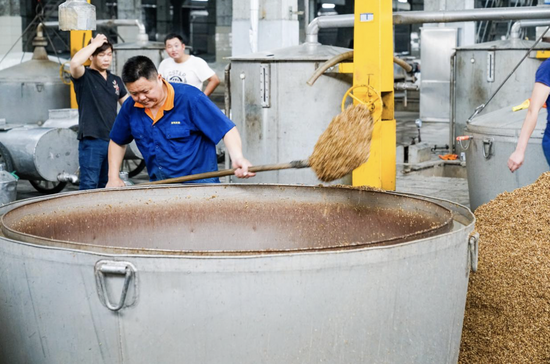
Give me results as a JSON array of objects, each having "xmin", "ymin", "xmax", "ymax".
[
  {"xmin": 536, "ymin": 59, "xmax": 550, "ymax": 126},
  {"xmin": 535, "ymin": 58, "xmax": 550, "ymax": 164},
  {"xmin": 110, "ymin": 81, "xmax": 235, "ymax": 182}
]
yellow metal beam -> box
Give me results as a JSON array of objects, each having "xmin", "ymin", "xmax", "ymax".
[
  {"xmin": 69, "ymin": 30, "xmax": 92, "ymax": 108},
  {"xmin": 338, "ymin": 62, "xmax": 354, "ymax": 74},
  {"xmin": 351, "ymin": 0, "xmax": 395, "ymax": 190},
  {"xmin": 535, "ymin": 50, "xmax": 550, "ymax": 59}
]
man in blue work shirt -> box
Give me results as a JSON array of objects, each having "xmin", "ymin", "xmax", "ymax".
[{"xmin": 106, "ymin": 55, "xmax": 254, "ymax": 186}]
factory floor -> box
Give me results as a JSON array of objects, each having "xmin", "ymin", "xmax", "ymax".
[
  {"xmin": 394, "ymin": 111, "xmax": 470, "ymax": 208},
  {"xmin": 15, "ymin": 111, "xmax": 471, "ymax": 209}
]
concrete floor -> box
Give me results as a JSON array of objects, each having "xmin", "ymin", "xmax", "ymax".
[
  {"xmin": 14, "ymin": 111, "xmax": 471, "ymax": 209},
  {"xmin": 394, "ymin": 112, "xmax": 470, "ymax": 208}
]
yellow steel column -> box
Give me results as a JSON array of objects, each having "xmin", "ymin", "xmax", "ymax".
[
  {"xmin": 351, "ymin": 0, "xmax": 396, "ymax": 190},
  {"xmin": 69, "ymin": 30, "xmax": 92, "ymax": 108}
]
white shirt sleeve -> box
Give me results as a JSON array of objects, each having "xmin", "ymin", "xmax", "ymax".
[
  {"xmin": 193, "ymin": 57, "xmax": 216, "ymax": 83},
  {"xmin": 158, "ymin": 59, "xmax": 168, "ymax": 79}
]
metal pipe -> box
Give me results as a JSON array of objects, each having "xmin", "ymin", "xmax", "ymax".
[
  {"xmin": 393, "ymin": 56, "xmax": 413, "ymax": 73},
  {"xmin": 394, "ymin": 82, "xmax": 419, "ymax": 91},
  {"xmin": 306, "ymin": 50, "xmax": 353, "ymax": 86},
  {"xmin": 250, "ymin": 0, "xmax": 259, "ymax": 52},
  {"xmin": 449, "ymin": 50, "xmax": 457, "ymax": 153},
  {"xmin": 305, "ymin": 7, "xmax": 550, "ymax": 44},
  {"xmin": 304, "ymin": 0, "xmax": 309, "ymax": 38},
  {"xmin": 307, "ymin": 51, "xmax": 413, "ymax": 87},
  {"xmin": 393, "ymin": 7, "xmax": 550, "ymax": 25},
  {"xmin": 306, "ymin": 14, "xmax": 354, "ymax": 44},
  {"xmin": 57, "ymin": 172, "xmax": 79, "ymax": 184},
  {"xmin": 32, "ymin": 23, "xmax": 49, "ymax": 61},
  {"xmin": 510, "ymin": 19, "xmax": 550, "ymax": 39},
  {"xmin": 224, "ymin": 63, "xmax": 232, "ymax": 183}
]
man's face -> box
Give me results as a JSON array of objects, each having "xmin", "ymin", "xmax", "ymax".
[
  {"xmin": 126, "ymin": 74, "xmax": 165, "ymax": 109},
  {"xmin": 90, "ymin": 48, "xmax": 113, "ymax": 71},
  {"xmin": 165, "ymin": 38, "xmax": 185, "ymax": 61}
]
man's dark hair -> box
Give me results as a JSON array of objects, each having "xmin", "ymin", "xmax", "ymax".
[
  {"xmin": 164, "ymin": 33, "xmax": 185, "ymax": 45},
  {"xmin": 122, "ymin": 56, "xmax": 158, "ymax": 84},
  {"xmin": 89, "ymin": 39, "xmax": 113, "ymax": 56}
]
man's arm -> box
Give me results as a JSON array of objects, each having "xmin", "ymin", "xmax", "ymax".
[
  {"xmin": 69, "ymin": 34, "xmax": 108, "ymax": 79},
  {"xmin": 203, "ymin": 74, "xmax": 220, "ymax": 96},
  {"xmin": 223, "ymin": 127, "xmax": 255, "ymax": 178},
  {"xmin": 106, "ymin": 140, "xmax": 128, "ymax": 187},
  {"xmin": 508, "ymin": 82, "xmax": 550, "ymax": 172},
  {"xmin": 119, "ymin": 94, "xmax": 129, "ymax": 106}
]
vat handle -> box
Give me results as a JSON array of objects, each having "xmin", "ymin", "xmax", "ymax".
[
  {"xmin": 482, "ymin": 138, "xmax": 494, "ymax": 159},
  {"xmin": 469, "ymin": 233, "xmax": 479, "ymax": 273},
  {"xmin": 456, "ymin": 136, "xmax": 472, "ymax": 151},
  {"xmin": 95, "ymin": 261, "xmax": 137, "ymax": 312}
]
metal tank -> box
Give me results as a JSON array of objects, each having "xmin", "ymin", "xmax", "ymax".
[
  {"xmin": 0, "ymin": 127, "xmax": 78, "ymax": 181},
  {"xmin": 43, "ymin": 108, "xmax": 143, "ymax": 159},
  {"xmin": 112, "ymin": 40, "xmax": 166, "ymax": 76},
  {"xmin": 42, "ymin": 108, "xmax": 79, "ymax": 130},
  {"xmin": 230, "ymin": 43, "xmax": 353, "ymax": 184},
  {"xmin": 0, "ymin": 184, "xmax": 476, "ymax": 364},
  {"xmin": 462, "ymin": 106, "xmax": 548, "ymax": 210},
  {"xmin": 0, "ymin": 25, "xmax": 70, "ymax": 125},
  {"xmin": 0, "ymin": 164, "xmax": 17, "ymax": 204},
  {"xmin": 453, "ymin": 39, "xmax": 550, "ymax": 141}
]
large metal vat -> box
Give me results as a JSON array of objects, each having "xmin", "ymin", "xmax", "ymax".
[
  {"xmin": 0, "ymin": 185, "xmax": 475, "ymax": 363},
  {"xmin": 112, "ymin": 40, "xmax": 166, "ymax": 76},
  {"xmin": 0, "ymin": 26, "xmax": 70, "ymax": 125},
  {"xmin": 463, "ymin": 106, "xmax": 548, "ymax": 210},
  {"xmin": 454, "ymin": 39, "xmax": 550, "ymax": 140},
  {"xmin": 0, "ymin": 165, "xmax": 17, "ymax": 204},
  {"xmin": 0, "ymin": 127, "xmax": 78, "ymax": 181},
  {"xmin": 420, "ymin": 27, "xmax": 457, "ymax": 122},
  {"xmin": 230, "ymin": 44, "xmax": 353, "ymax": 184}
]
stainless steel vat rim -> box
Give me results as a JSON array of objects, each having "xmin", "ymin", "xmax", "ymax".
[
  {"xmin": 0, "ymin": 184, "xmax": 461, "ymax": 257},
  {"xmin": 467, "ymin": 107, "xmax": 546, "ymax": 138},
  {"xmin": 455, "ymin": 39, "xmax": 550, "ymax": 50},
  {"xmin": 228, "ymin": 44, "xmax": 353, "ymax": 61},
  {"xmin": 113, "ymin": 41, "xmax": 165, "ymax": 50}
]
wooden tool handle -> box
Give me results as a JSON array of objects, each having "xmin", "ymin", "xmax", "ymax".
[{"xmin": 141, "ymin": 159, "xmax": 310, "ymax": 185}]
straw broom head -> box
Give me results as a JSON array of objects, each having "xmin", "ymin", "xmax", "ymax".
[{"xmin": 309, "ymin": 104, "xmax": 375, "ymax": 182}]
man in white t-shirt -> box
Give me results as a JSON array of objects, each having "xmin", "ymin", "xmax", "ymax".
[{"xmin": 158, "ymin": 34, "xmax": 220, "ymax": 96}]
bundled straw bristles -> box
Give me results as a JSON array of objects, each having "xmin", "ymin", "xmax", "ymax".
[
  {"xmin": 309, "ymin": 104, "xmax": 374, "ymax": 182},
  {"xmin": 459, "ymin": 172, "xmax": 550, "ymax": 363}
]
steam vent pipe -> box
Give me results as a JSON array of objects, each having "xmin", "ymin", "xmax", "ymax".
[
  {"xmin": 306, "ymin": 7, "xmax": 550, "ymax": 44},
  {"xmin": 510, "ymin": 19, "xmax": 550, "ymax": 39}
]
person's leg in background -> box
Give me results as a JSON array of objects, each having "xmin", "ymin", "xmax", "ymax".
[
  {"xmin": 98, "ymin": 140, "xmax": 110, "ymax": 188},
  {"xmin": 79, "ymin": 138, "xmax": 109, "ymax": 190}
]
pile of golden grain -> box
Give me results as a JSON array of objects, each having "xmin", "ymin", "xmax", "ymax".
[
  {"xmin": 309, "ymin": 104, "xmax": 374, "ymax": 182},
  {"xmin": 459, "ymin": 172, "xmax": 550, "ymax": 363}
]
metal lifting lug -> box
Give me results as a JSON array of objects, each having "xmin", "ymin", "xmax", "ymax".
[
  {"xmin": 468, "ymin": 233, "xmax": 480, "ymax": 273},
  {"xmin": 456, "ymin": 135, "xmax": 473, "ymax": 151},
  {"xmin": 482, "ymin": 138, "xmax": 494, "ymax": 159},
  {"xmin": 94, "ymin": 260, "xmax": 138, "ymax": 312}
]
